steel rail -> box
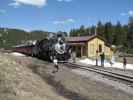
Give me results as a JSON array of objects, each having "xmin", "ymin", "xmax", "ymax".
[{"xmin": 65, "ymin": 63, "xmax": 133, "ymax": 85}]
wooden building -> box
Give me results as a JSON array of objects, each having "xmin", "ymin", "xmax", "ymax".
[{"xmin": 66, "ymin": 35, "xmax": 114, "ymax": 59}]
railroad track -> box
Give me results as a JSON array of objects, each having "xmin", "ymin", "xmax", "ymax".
[{"xmin": 65, "ymin": 62, "xmax": 133, "ymax": 87}]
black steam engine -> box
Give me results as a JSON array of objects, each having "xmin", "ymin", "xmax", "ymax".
[{"xmin": 32, "ymin": 34, "xmax": 71, "ymax": 62}]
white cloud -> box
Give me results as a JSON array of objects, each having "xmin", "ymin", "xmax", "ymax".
[
  {"xmin": 57, "ymin": 0, "xmax": 72, "ymax": 2},
  {"xmin": 120, "ymin": 13, "xmax": 127, "ymax": 16},
  {"xmin": 128, "ymin": 10, "xmax": 133, "ymax": 16},
  {"xmin": 9, "ymin": 0, "xmax": 47, "ymax": 8},
  {"xmin": 8, "ymin": 2, "xmax": 20, "ymax": 8},
  {"xmin": 53, "ymin": 18, "xmax": 75, "ymax": 25},
  {"xmin": 120, "ymin": 10, "xmax": 133, "ymax": 16}
]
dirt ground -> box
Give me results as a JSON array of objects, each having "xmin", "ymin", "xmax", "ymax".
[
  {"xmin": 0, "ymin": 52, "xmax": 133, "ymax": 100},
  {"xmin": 27, "ymin": 61, "xmax": 133, "ymax": 100},
  {"xmin": 0, "ymin": 53, "xmax": 67, "ymax": 100}
]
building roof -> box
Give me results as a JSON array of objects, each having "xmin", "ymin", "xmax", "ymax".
[
  {"xmin": 67, "ymin": 42, "xmax": 86, "ymax": 46},
  {"xmin": 66, "ymin": 35, "xmax": 105, "ymax": 43}
]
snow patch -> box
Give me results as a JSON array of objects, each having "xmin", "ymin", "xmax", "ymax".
[
  {"xmin": 79, "ymin": 58, "xmax": 133, "ymax": 70},
  {"xmin": 10, "ymin": 52, "xmax": 26, "ymax": 57}
]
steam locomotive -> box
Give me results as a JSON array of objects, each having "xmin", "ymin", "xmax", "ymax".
[
  {"xmin": 13, "ymin": 33, "xmax": 71, "ymax": 62},
  {"xmin": 31, "ymin": 34, "xmax": 71, "ymax": 62}
]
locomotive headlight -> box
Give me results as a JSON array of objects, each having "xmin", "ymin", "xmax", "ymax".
[{"xmin": 55, "ymin": 43, "xmax": 66, "ymax": 54}]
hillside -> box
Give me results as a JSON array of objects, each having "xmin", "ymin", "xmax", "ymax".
[
  {"xmin": 0, "ymin": 28, "xmax": 50, "ymax": 48},
  {"xmin": 0, "ymin": 53, "xmax": 67, "ymax": 100}
]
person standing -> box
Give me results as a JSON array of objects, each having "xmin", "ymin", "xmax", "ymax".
[
  {"xmin": 110, "ymin": 55, "xmax": 115, "ymax": 66},
  {"xmin": 100, "ymin": 52, "xmax": 105, "ymax": 67},
  {"xmin": 96, "ymin": 50, "xmax": 98, "ymax": 66},
  {"xmin": 72, "ymin": 51, "xmax": 76, "ymax": 63},
  {"xmin": 123, "ymin": 57, "xmax": 127, "ymax": 71},
  {"xmin": 52, "ymin": 56, "xmax": 59, "ymax": 73}
]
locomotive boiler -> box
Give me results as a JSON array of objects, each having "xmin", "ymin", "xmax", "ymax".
[{"xmin": 32, "ymin": 34, "xmax": 71, "ymax": 62}]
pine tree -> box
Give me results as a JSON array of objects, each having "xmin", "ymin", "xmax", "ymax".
[
  {"xmin": 113, "ymin": 21, "xmax": 123, "ymax": 45},
  {"xmin": 127, "ymin": 16, "xmax": 133, "ymax": 48},
  {"xmin": 69, "ymin": 29, "xmax": 77, "ymax": 36},
  {"xmin": 90, "ymin": 26, "xmax": 96, "ymax": 35},
  {"xmin": 103, "ymin": 22, "xmax": 114, "ymax": 44},
  {"xmin": 79, "ymin": 25, "xmax": 86, "ymax": 36},
  {"xmin": 97, "ymin": 21, "xmax": 104, "ymax": 37},
  {"xmin": 86, "ymin": 27, "xmax": 91, "ymax": 35},
  {"xmin": 122, "ymin": 25, "xmax": 128, "ymax": 47}
]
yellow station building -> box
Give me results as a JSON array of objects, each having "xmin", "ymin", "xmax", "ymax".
[{"xmin": 66, "ymin": 35, "xmax": 114, "ymax": 59}]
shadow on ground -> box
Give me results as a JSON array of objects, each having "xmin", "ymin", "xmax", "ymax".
[{"xmin": 28, "ymin": 64, "xmax": 88, "ymax": 100}]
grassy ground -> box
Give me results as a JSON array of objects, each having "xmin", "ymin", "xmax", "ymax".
[{"xmin": 0, "ymin": 53, "xmax": 67, "ymax": 100}]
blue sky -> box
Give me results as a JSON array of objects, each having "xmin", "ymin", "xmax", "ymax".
[{"xmin": 0, "ymin": 0, "xmax": 133, "ymax": 32}]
